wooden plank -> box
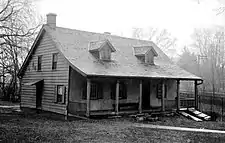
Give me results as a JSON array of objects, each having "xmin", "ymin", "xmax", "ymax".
[
  {"xmin": 86, "ymin": 79, "xmax": 91, "ymax": 117},
  {"xmin": 179, "ymin": 111, "xmax": 202, "ymax": 122},
  {"xmin": 222, "ymin": 98, "xmax": 224, "ymax": 121},
  {"xmin": 116, "ymin": 80, "xmax": 120, "ymax": 115},
  {"xmin": 194, "ymin": 80, "xmax": 198, "ymax": 109},
  {"xmin": 188, "ymin": 108, "xmax": 211, "ymax": 121},
  {"xmin": 139, "ymin": 80, "xmax": 142, "ymax": 114},
  {"xmin": 177, "ymin": 80, "xmax": 180, "ymax": 111},
  {"xmin": 23, "ymin": 71, "xmax": 69, "ymax": 77},
  {"xmin": 42, "ymin": 103, "xmax": 66, "ymax": 109},
  {"xmin": 161, "ymin": 80, "xmax": 165, "ymax": 112}
]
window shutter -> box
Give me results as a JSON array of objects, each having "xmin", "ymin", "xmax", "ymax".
[
  {"xmin": 164, "ymin": 85, "xmax": 167, "ymax": 98},
  {"xmin": 124, "ymin": 83, "xmax": 127, "ymax": 99},
  {"xmin": 54, "ymin": 85, "xmax": 57, "ymax": 102},
  {"xmin": 82, "ymin": 83, "xmax": 87, "ymax": 100},
  {"xmin": 156, "ymin": 82, "xmax": 162, "ymax": 99},
  {"xmin": 63, "ymin": 86, "xmax": 66, "ymax": 103},
  {"xmin": 98, "ymin": 83, "xmax": 103, "ymax": 99},
  {"xmin": 111, "ymin": 83, "xmax": 116, "ymax": 100}
]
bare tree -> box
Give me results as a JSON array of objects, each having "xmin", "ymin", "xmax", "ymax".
[
  {"xmin": 177, "ymin": 46, "xmax": 198, "ymax": 91},
  {"xmin": 0, "ymin": 0, "xmax": 42, "ymax": 100},
  {"xmin": 191, "ymin": 27, "xmax": 225, "ymax": 92},
  {"xmin": 193, "ymin": 0, "xmax": 225, "ymax": 15},
  {"xmin": 132, "ymin": 27, "xmax": 177, "ymax": 57}
]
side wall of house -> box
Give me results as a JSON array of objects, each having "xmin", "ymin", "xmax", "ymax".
[
  {"xmin": 68, "ymin": 67, "xmax": 87, "ymax": 115},
  {"xmin": 20, "ymin": 32, "xmax": 69, "ymax": 115}
]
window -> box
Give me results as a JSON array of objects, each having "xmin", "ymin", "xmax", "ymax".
[
  {"xmin": 133, "ymin": 46, "xmax": 158, "ymax": 64},
  {"xmin": 90, "ymin": 83, "xmax": 103, "ymax": 100},
  {"xmin": 56, "ymin": 85, "xmax": 65, "ymax": 103},
  {"xmin": 52, "ymin": 53, "xmax": 58, "ymax": 70},
  {"xmin": 37, "ymin": 55, "xmax": 42, "ymax": 71},
  {"xmin": 89, "ymin": 40, "xmax": 115, "ymax": 61},
  {"xmin": 100, "ymin": 47, "xmax": 111, "ymax": 60},
  {"xmin": 145, "ymin": 51, "xmax": 154, "ymax": 64},
  {"xmin": 111, "ymin": 82, "xmax": 127, "ymax": 100},
  {"xmin": 82, "ymin": 82, "xmax": 103, "ymax": 100}
]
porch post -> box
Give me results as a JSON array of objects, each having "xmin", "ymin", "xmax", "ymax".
[
  {"xmin": 116, "ymin": 80, "xmax": 120, "ymax": 115},
  {"xmin": 86, "ymin": 79, "xmax": 91, "ymax": 117},
  {"xmin": 139, "ymin": 80, "xmax": 143, "ymax": 113},
  {"xmin": 177, "ymin": 80, "xmax": 180, "ymax": 111},
  {"xmin": 194, "ymin": 80, "xmax": 198, "ymax": 109},
  {"xmin": 161, "ymin": 80, "xmax": 165, "ymax": 112}
]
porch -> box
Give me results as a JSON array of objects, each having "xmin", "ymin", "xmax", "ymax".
[{"xmin": 68, "ymin": 69, "xmax": 202, "ymax": 117}]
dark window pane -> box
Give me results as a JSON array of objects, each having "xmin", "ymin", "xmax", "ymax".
[
  {"xmin": 57, "ymin": 95, "xmax": 63, "ymax": 102},
  {"xmin": 37, "ymin": 56, "xmax": 42, "ymax": 71},
  {"xmin": 52, "ymin": 53, "xmax": 58, "ymax": 70},
  {"xmin": 111, "ymin": 84, "xmax": 116, "ymax": 100},
  {"xmin": 90, "ymin": 83, "xmax": 98, "ymax": 100},
  {"xmin": 119, "ymin": 82, "xmax": 127, "ymax": 99},
  {"xmin": 57, "ymin": 85, "xmax": 64, "ymax": 103}
]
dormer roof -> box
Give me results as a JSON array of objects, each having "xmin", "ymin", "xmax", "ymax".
[
  {"xmin": 89, "ymin": 39, "xmax": 116, "ymax": 52},
  {"xmin": 133, "ymin": 46, "xmax": 158, "ymax": 57}
]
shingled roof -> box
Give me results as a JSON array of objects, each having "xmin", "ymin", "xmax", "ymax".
[
  {"xmin": 89, "ymin": 39, "xmax": 116, "ymax": 52},
  {"xmin": 133, "ymin": 46, "xmax": 158, "ymax": 56},
  {"xmin": 20, "ymin": 25, "xmax": 202, "ymax": 80}
]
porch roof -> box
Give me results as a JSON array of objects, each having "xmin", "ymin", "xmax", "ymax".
[{"xmin": 44, "ymin": 26, "xmax": 201, "ymax": 80}]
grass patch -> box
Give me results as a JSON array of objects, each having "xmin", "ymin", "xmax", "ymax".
[
  {"xmin": 0, "ymin": 112, "xmax": 225, "ymax": 143},
  {"xmin": 146, "ymin": 114, "xmax": 225, "ymax": 130}
]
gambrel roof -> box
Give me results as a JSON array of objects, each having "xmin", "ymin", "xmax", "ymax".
[{"xmin": 18, "ymin": 25, "xmax": 202, "ymax": 80}]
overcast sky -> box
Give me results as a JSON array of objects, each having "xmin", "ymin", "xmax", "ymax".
[{"xmin": 35, "ymin": 0, "xmax": 225, "ymax": 53}]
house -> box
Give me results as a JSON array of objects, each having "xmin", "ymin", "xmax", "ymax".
[{"xmin": 18, "ymin": 13, "xmax": 202, "ymax": 118}]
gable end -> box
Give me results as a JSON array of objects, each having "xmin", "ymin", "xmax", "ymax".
[
  {"xmin": 18, "ymin": 26, "xmax": 46, "ymax": 77},
  {"xmin": 89, "ymin": 39, "xmax": 116, "ymax": 61}
]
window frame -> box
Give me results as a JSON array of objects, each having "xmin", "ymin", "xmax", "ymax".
[
  {"xmin": 52, "ymin": 53, "xmax": 58, "ymax": 70},
  {"xmin": 56, "ymin": 85, "xmax": 65, "ymax": 104},
  {"xmin": 82, "ymin": 82, "xmax": 103, "ymax": 100},
  {"xmin": 37, "ymin": 55, "xmax": 42, "ymax": 71},
  {"xmin": 99, "ymin": 46, "xmax": 111, "ymax": 61},
  {"xmin": 111, "ymin": 82, "xmax": 127, "ymax": 100}
]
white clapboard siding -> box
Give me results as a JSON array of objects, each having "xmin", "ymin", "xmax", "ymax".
[{"xmin": 21, "ymin": 32, "xmax": 69, "ymax": 115}]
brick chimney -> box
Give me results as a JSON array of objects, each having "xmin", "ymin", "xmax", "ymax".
[
  {"xmin": 104, "ymin": 32, "xmax": 111, "ymax": 35},
  {"xmin": 46, "ymin": 13, "xmax": 57, "ymax": 29}
]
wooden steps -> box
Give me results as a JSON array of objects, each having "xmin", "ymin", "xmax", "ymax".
[
  {"xmin": 178, "ymin": 107, "xmax": 211, "ymax": 121},
  {"xmin": 188, "ymin": 108, "xmax": 211, "ymax": 121},
  {"xmin": 179, "ymin": 111, "xmax": 202, "ymax": 122}
]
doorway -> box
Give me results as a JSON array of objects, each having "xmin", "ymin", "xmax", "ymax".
[
  {"xmin": 36, "ymin": 80, "xmax": 43, "ymax": 109},
  {"xmin": 142, "ymin": 80, "xmax": 151, "ymax": 110}
]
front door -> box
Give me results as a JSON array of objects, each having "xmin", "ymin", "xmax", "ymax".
[
  {"xmin": 36, "ymin": 80, "xmax": 43, "ymax": 109},
  {"xmin": 142, "ymin": 81, "xmax": 151, "ymax": 110}
]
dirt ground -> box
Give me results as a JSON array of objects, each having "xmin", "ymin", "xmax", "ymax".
[{"xmin": 0, "ymin": 102, "xmax": 225, "ymax": 143}]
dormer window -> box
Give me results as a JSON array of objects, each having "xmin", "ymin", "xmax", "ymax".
[
  {"xmin": 100, "ymin": 46, "xmax": 111, "ymax": 60},
  {"xmin": 89, "ymin": 39, "xmax": 116, "ymax": 61},
  {"xmin": 133, "ymin": 46, "xmax": 158, "ymax": 64}
]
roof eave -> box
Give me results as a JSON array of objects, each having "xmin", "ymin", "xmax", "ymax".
[{"xmin": 86, "ymin": 74, "xmax": 202, "ymax": 81}]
